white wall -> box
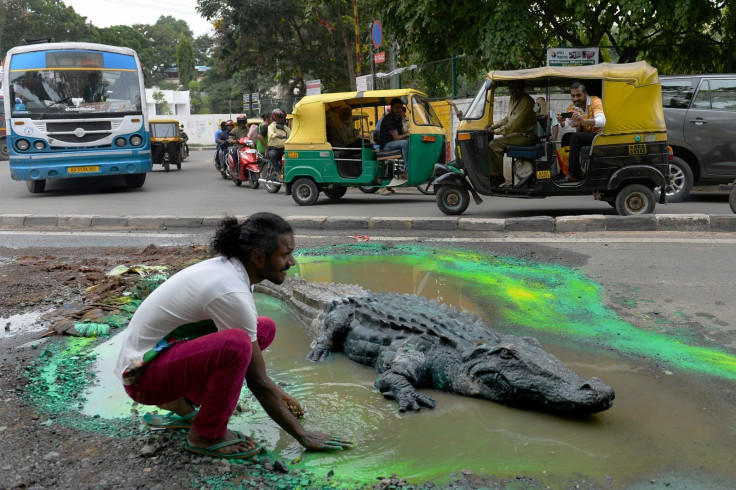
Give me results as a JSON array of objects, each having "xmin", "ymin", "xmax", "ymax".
[
  {"xmin": 149, "ymin": 114, "xmax": 235, "ymax": 146},
  {"xmin": 145, "ymin": 88, "xmax": 191, "ymax": 116}
]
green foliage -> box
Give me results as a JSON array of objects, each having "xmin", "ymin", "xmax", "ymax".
[{"xmin": 176, "ymin": 34, "xmax": 197, "ymax": 87}]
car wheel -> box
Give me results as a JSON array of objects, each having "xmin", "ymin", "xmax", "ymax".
[
  {"xmin": 436, "ymin": 184, "xmax": 470, "ymax": 215},
  {"xmin": 358, "ymin": 186, "xmax": 379, "ymax": 193},
  {"xmin": 615, "ymin": 184, "xmax": 656, "ymax": 215},
  {"xmin": 654, "ymin": 156, "xmax": 693, "ymax": 203},
  {"xmin": 123, "ymin": 173, "xmax": 146, "ymax": 188},
  {"xmin": 291, "ymin": 178, "xmax": 319, "ymax": 206},
  {"xmin": 323, "ymin": 186, "xmax": 347, "ymax": 200},
  {"xmin": 26, "ymin": 179, "xmax": 46, "ymax": 194},
  {"xmin": 730, "ymin": 187, "xmax": 736, "ymax": 214}
]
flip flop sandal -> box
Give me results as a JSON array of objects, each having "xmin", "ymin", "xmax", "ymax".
[
  {"xmin": 184, "ymin": 438, "xmax": 263, "ymax": 460},
  {"xmin": 142, "ymin": 410, "xmax": 198, "ymax": 429}
]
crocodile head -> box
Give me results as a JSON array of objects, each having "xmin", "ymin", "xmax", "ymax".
[{"xmin": 461, "ymin": 336, "xmax": 615, "ymax": 415}]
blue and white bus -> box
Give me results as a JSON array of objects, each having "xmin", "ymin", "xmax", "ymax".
[{"xmin": 2, "ymin": 42, "xmax": 151, "ymax": 193}]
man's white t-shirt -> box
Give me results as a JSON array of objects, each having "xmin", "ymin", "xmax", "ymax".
[{"xmin": 114, "ymin": 256, "xmax": 258, "ymax": 384}]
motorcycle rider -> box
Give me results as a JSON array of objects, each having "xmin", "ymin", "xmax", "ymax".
[
  {"xmin": 228, "ymin": 115, "xmax": 250, "ymax": 164},
  {"xmin": 266, "ymin": 109, "xmax": 290, "ymax": 182},
  {"xmin": 179, "ymin": 124, "xmax": 189, "ymax": 158},
  {"xmin": 215, "ymin": 120, "xmax": 234, "ymax": 172}
]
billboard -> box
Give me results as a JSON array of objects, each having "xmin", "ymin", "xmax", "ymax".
[{"xmin": 547, "ymin": 48, "xmax": 599, "ymax": 66}]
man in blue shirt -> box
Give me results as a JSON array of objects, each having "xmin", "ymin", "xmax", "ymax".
[{"xmin": 379, "ymin": 98, "xmax": 410, "ymax": 163}]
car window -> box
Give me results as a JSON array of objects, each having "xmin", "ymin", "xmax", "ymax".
[
  {"xmin": 661, "ymin": 78, "xmax": 696, "ymax": 109},
  {"xmin": 707, "ymin": 79, "xmax": 736, "ymax": 111},
  {"xmin": 692, "ymin": 80, "xmax": 711, "ymax": 109}
]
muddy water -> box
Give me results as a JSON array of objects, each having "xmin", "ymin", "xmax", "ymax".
[{"xmin": 84, "ymin": 256, "xmax": 736, "ymax": 487}]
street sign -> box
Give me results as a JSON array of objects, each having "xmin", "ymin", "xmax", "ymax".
[
  {"xmin": 374, "ymin": 51, "xmax": 385, "ymax": 64},
  {"xmin": 243, "ymin": 94, "xmax": 250, "ymax": 103},
  {"xmin": 306, "ymin": 79, "xmax": 321, "ymax": 95},
  {"xmin": 372, "ymin": 20, "xmax": 382, "ymax": 49}
]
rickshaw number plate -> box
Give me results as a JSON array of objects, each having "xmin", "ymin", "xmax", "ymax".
[
  {"xmin": 536, "ymin": 170, "xmax": 551, "ymax": 179},
  {"xmin": 288, "ymin": 152, "xmax": 299, "ymax": 158},
  {"xmin": 628, "ymin": 144, "xmax": 647, "ymax": 155},
  {"xmin": 68, "ymin": 166, "xmax": 100, "ymax": 174}
]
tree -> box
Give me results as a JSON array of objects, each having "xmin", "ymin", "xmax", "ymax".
[
  {"xmin": 151, "ymin": 90, "xmax": 171, "ymax": 115},
  {"xmin": 97, "ymin": 25, "xmax": 158, "ymax": 82},
  {"xmin": 176, "ymin": 34, "xmax": 197, "ymax": 87},
  {"xmin": 134, "ymin": 15, "xmax": 194, "ymax": 84}
]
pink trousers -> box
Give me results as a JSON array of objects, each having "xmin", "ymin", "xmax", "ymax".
[{"xmin": 125, "ymin": 317, "xmax": 276, "ymax": 439}]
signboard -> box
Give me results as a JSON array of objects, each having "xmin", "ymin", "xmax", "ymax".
[
  {"xmin": 547, "ymin": 48, "xmax": 599, "ymax": 66},
  {"xmin": 356, "ymin": 74, "xmax": 374, "ymax": 92},
  {"xmin": 372, "ymin": 20, "xmax": 383, "ymax": 49},
  {"xmin": 242, "ymin": 93, "xmax": 250, "ymax": 103},
  {"xmin": 306, "ymin": 79, "xmax": 321, "ymax": 96},
  {"xmin": 374, "ymin": 52, "xmax": 385, "ymax": 64}
]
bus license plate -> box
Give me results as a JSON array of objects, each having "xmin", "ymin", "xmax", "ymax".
[
  {"xmin": 536, "ymin": 170, "xmax": 551, "ymax": 179},
  {"xmin": 628, "ymin": 144, "xmax": 647, "ymax": 155},
  {"xmin": 68, "ymin": 166, "xmax": 100, "ymax": 174}
]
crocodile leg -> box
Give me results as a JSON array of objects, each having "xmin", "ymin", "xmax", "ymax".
[
  {"xmin": 374, "ymin": 372, "xmax": 436, "ymax": 412},
  {"xmin": 306, "ymin": 300, "xmax": 354, "ymax": 362}
]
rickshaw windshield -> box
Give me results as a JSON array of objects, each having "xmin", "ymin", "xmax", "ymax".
[
  {"xmin": 463, "ymin": 79, "xmax": 492, "ymax": 120},
  {"xmin": 150, "ymin": 123, "xmax": 179, "ymax": 138},
  {"xmin": 411, "ymin": 95, "xmax": 442, "ymax": 126}
]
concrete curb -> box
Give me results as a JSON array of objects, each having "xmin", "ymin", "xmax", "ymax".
[{"xmin": 1, "ymin": 213, "xmax": 736, "ymax": 233}]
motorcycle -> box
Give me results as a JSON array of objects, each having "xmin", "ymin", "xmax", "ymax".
[{"xmin": 226, "ymin": 137, "xmax": 263, "ymax": 188}]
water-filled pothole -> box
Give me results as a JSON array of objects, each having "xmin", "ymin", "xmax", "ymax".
[{"xmin": 80, "ymin": 246, "xmax": 736, "ymax": 487}]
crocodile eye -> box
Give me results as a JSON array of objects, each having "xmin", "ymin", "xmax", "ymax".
[{"xmin": 499, "ymin": 348, "xmax": 514, "ymax": 360}]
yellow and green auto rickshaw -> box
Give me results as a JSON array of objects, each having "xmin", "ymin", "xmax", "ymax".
[
  {"xmin": 149, "ymin": 119, "xmax": 185, "ymax": 172},
  {"xmin": 281, "ymin": 89, "xmax": 446, "ymax": 205},
  {"xmin": 433, "ymin": 62, "xmax": 672, "ymax": 215}
]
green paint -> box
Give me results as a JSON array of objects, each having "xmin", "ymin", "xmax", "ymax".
[{"xmin": 295, "ymin": 243, "xmax": 736, "ymax": 380}]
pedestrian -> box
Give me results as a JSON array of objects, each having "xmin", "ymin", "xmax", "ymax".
[{"xmin": 114, "ymin": 213, "xmax": 354, "ymax": 459}]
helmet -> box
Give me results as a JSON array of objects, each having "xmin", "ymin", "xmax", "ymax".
[
  {"xmin": 225, "ymin": 120, "xmax": 234, "ymax": 127},
  {"xmin": 272, "ymin": 108, "xmax": 286, "ymax": 122},
  {"xmin": 236, "ymin": 114, "xmax": 247, "ymax": 122}
]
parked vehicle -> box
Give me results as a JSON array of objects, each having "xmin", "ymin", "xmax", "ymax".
[
  {"xmin": 149, "ymin": 119, "xmax": 184, "ymax": 172},
  {"xmin": 226, "ymin": 137, "xmax": 263, "ymax": 188},
  {"xmin": 661, "ymin": 74, "xmax": 736, "ymax": 202},
  {"xmin": 0, "ymin": 95, "xmax": 8, "ymax": 161},
  {"xmin": 434, "ymin": 62, "xmax": 671, "ymax": 216},
  {"xmin": 283, "ymin": 89, "xmax": 446, "ymax": 205}
]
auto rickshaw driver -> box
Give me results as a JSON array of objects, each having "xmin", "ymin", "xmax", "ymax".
[{"xmin": 379, "ymin": 98, "xmax": 410, "ymax": 164}]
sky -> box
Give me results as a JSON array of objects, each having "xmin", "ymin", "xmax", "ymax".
[{"xmin": 63, "ymin": 0, "xmax": 214, "ymax": 37}]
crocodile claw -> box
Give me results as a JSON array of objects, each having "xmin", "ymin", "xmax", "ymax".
[{"xmin": 306, "ymin": 345, "xmax": 331, "ymax": 362}]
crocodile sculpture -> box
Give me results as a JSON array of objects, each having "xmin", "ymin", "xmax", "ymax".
[{"xmin": 255, "ymin": 278, "xmax": 615, "ymax": 415}]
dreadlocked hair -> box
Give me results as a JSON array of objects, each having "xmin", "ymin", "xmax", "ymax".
[{"xmin": 211, "ymin": 214, "xmax": 292, "ymax": 263}]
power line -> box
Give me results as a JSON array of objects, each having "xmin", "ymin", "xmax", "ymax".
[{"xmin": 97, "ymin": 0, "xmax": 201, "ymax": 17}]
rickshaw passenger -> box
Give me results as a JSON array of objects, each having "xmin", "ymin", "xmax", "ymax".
[
  {"xmin": 379, "ymin": 98, "xmax": 410, "ymax": 162},
  {"xmin": 330, "ymin": 106, "xmax": 360, "ymax": 148},
  {"xmin": 487, "ymin": 80, "xmax": 537, "ymax": 187},
  {"xmin": 267, "ymin": 109, "xmax": 291, "ymax": 180},
  {"xmin": 556, "ymin": 81, "xmax": 605, "ymax": 182}
]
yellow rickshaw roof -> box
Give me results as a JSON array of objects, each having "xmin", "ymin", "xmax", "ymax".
[
  {"xmin": 485, "ymin": 61, "xmax": 660, "ymax": 86},
  {"xmin": 149, "ymin": 119, "xmax": 181, "ymax": 124}
]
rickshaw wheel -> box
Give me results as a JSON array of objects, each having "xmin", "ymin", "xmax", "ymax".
[
  {"xmin": 292, "ymin": 178, "xmax": 319, "ymax": 206},
  {"xmin": 436, "ymin": 184, "xmax": 470, "ymax": 215},
  {"xmin": 615, "ymin": 184, "xmax": 655, "ymax": 216},
  {"xmin": 324, "ymin": 186, "xmax": 348, "ymax": 200},
  {"xmin": 176, "ymin": 161, "xmax": 182, "ymax": 170},
  {"xmin": 164, "ymin": 160, "xmax": 170, "ymax": 172},
  {"xmin": 358, "ymin": 186, "xmax": 379, "ymax": 193},
  {"xmin": 729, "ymin": 187, "xmax": 736, "ymax": 214}
]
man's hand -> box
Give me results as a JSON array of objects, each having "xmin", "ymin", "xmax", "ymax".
[
  {"xmin": 299, "ymin": 431, "xmax": 354, "ymax": 451},
  {"xmin": 570, "ymin": 112, "xmax": 583, "ymax": 127},
  {"xmin": 281, "ymin": 392, "xmax": 304, "ymax": 418}
]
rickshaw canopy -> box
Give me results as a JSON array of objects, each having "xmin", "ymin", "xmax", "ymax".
[
  {"xmin": 481, "ymin": 61, "xmax": 665, "ymax": 136},
  {"xmin": 288, "ymin": 89, "xmax": 438, "ymax": 146}
]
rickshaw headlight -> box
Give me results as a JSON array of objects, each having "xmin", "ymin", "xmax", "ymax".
[
  {"xmin": 16, "ymin": 139, "xmax": 30, "ymax": 151},
  {"xmin": 130, "ymin": 135, "xmax": 143, "ymax": 146},
  {"xmin": 33, "ymin": 140, "xmax": 47, "ymax": 151},
  {"xmin": 115, "ymin": 137, "xmax": 127, "ymax": 147}
]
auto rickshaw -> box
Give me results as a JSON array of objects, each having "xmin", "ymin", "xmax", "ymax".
[
  {"xmin": 149, "ymin": 119, "xmax": 186, "ymax": 172},
  {"xmin": 433, "ymin": 62, "xmax": 671, "ymax": 216},
  {"xmin": 281, "ymin": 89, "xmax": 446, "ymax": 205}
]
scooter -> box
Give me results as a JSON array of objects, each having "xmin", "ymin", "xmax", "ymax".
[{"xmin": 226, "ymin": 137, "xmax": 263, "ymax": 188}]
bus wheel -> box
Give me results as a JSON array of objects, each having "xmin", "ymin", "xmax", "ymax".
[
  {"xmin": 436, "ymin": 184, "xmax": 469, "ymax": 215},
  {"xmin": 26, "ymin": 179, "xmax": 46, "ymax": 194},
  {"xmin": 123, "ymin": 173, "xmax": 146, "ymax": 188},
  {"xmin": 0, "ymin": 137, "xmax": 8, "ymax": 161},
  {"xmin": 292, "ymin": 178, "xmax": 319, "ymax": 206},
  {"xmin": 615, "ymin": 184, "xmax": 655, "ymax": 215},
  {"xmin": 324, "ymin": 186, "xmax": 347, "ymax": 200}
]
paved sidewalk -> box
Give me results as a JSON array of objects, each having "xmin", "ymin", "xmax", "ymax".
[{"xmin": 1, "ymin": 213, "xmax": 735, "ymax": 233}]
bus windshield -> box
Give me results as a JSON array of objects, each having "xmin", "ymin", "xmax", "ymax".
[{"xmin": 8, "ymin": 50, "xmax": 142, "ymax": 118}]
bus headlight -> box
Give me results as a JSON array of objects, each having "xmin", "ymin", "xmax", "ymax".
[
  {"xmin": 129, "ymin": 135, "xmax": 143, "ymax": 146},
  {"xmin": 16, "ymin": 139, "xmax": 30, "ymax": 151},
  {"xmin": 33, "ymin": 141, "xmax": 47, "ymax": 151},
  {"xmin": 115, "ymin": 137, "xmax": 127, "ymax": 147}
]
